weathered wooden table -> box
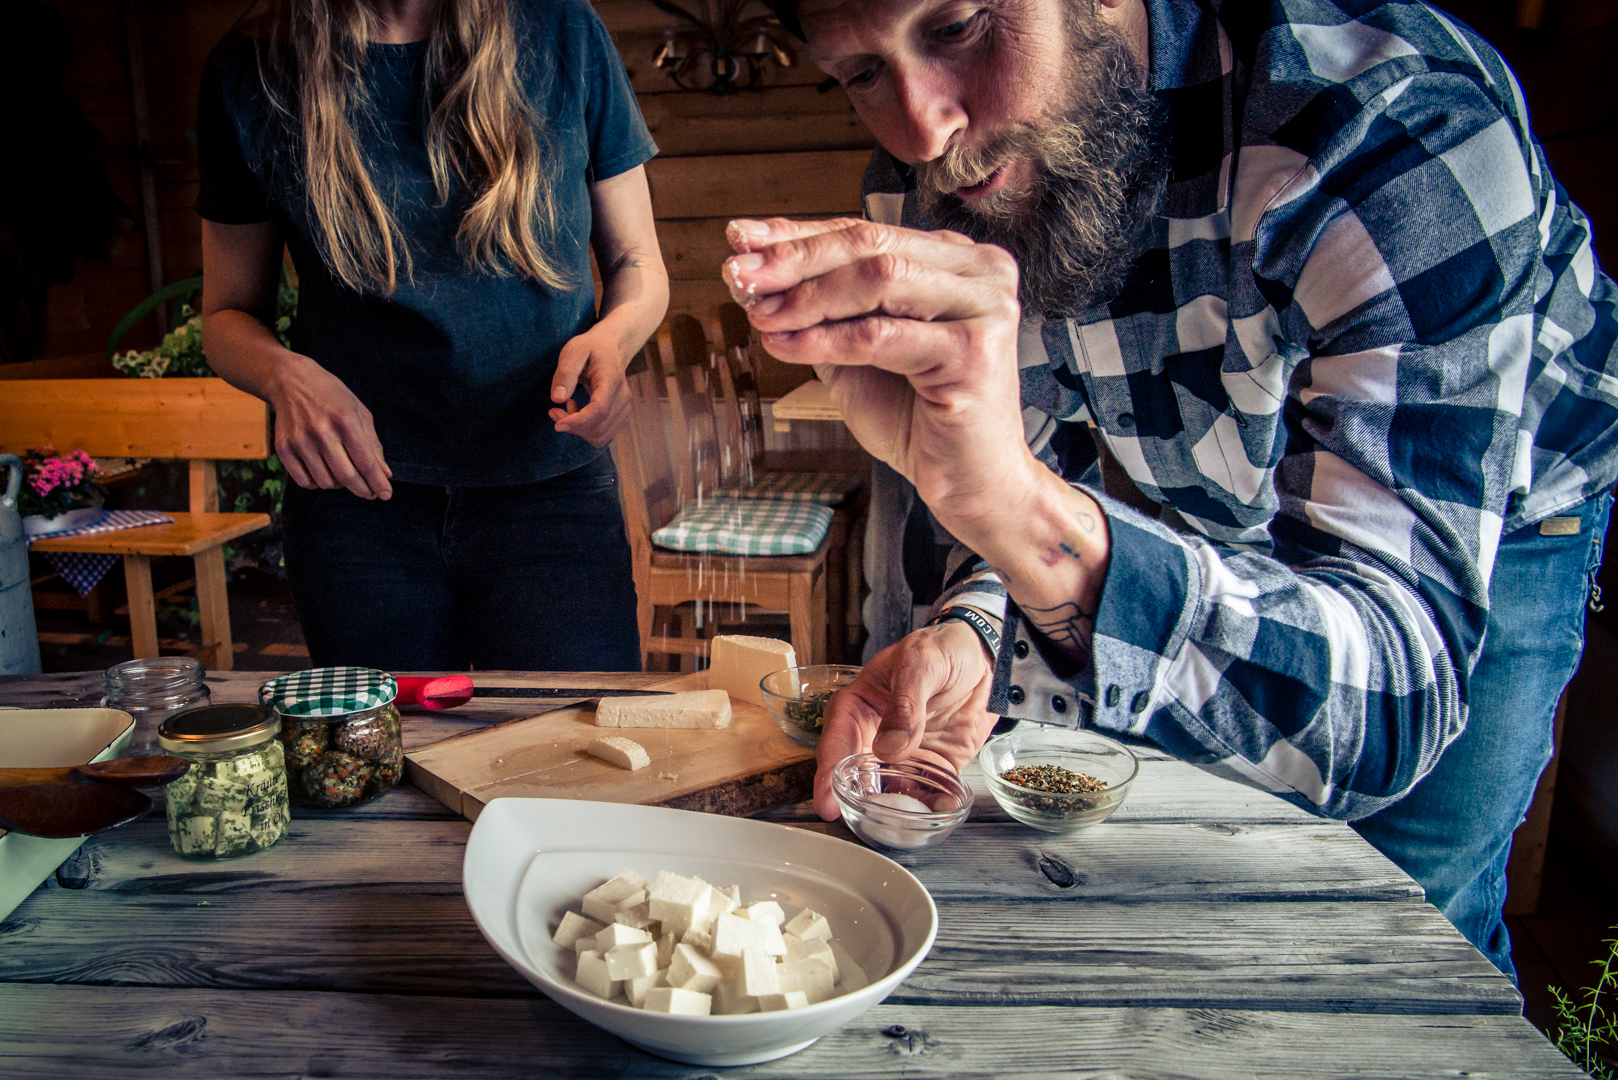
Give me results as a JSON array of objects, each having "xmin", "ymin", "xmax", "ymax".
[{"xmin": 0, "ymin": 671, "xmax": 1585, "ymax": 1078}]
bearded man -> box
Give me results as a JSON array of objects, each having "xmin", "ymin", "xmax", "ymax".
[{"xmin": 721, "ymin": 0, "xmax": 1618, "ymax": 978}]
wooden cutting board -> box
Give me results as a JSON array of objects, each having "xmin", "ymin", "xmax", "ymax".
[{"xmin": 403, "ymin": 672, "xmax": 816, "ymax": 821}]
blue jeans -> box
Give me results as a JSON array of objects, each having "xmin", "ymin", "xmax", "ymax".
[
  {"xmin": 282, "ymin": 453, "xmax": 641, "ymax": 672},
  {"xmin": 1352, "ymin": 490, "xmax": 1613, "ymax": 979}
]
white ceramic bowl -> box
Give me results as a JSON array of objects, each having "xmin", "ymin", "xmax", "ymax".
[{"xmin": 462, "ymin": 798, "xmax": 938, "ymax": 1066}]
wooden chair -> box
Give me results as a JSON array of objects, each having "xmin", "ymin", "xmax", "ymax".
[
  {"xmin": 707, "ymin": 303, "xmax": 869, "ymax": 659},
  {"xmin": 0, "ymin": 378, "xmax": 272, "ymax": 670},
  {"xmin": 614, "ymin": 317, "xmax": 831, "ymax": 670}
]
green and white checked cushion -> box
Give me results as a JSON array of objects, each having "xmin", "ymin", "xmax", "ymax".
[
  {"xmin": 652, "ymin": 497, "xmax": 832, "ymax": 556},
  {"xmin": 259, "ymin": 667, "xmax": 399, "ymax": 716},
  {"xmin": 710, "ymin": 470, "xmax": 863, "ymax": 506}
]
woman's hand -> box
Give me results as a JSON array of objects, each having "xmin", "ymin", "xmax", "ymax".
[
  {"xmin": 813, "ymin": 620, "xmax": 997, "ymax": 820},
  {"xmin": 268, "ymin": 353, "xmax": 393, "ymax": 500},
  {"xmin": 549, "ymin": 323, "xmax": 633, "ymax": 447}
]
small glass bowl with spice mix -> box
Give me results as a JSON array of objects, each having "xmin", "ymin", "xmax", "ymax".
[
  {"xmin": 979, "ymin": 726, "xmax": 1138, "ymax": 833},
  {"xmin": 259, "ymin": 667, "xmax": 404, "ymax": 809},
  {"xmin": 830, "ymin": 752, "xmax": 973, "ymax": 852},
  {"xmin": 758, "ymin": 664, "xmax": 862, "ymax": 747}
]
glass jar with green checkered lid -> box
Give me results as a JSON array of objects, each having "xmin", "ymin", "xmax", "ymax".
[{"xmin": 259, "ymin": 667, "xmax": 403, "ymax": 809}]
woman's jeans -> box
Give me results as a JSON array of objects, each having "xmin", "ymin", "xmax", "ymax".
[
  {"xmin": 282, "ymin": 453, "xmax": 641, "ymax": 672},
  {"xmin": 1352, "ymin": 490, "xmax": 1613, "ymax": 979}
]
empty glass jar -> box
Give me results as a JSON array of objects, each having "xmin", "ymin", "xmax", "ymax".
[{"xmin": 103, "ymin": 656, "xmax": 210, "ymax": 756}]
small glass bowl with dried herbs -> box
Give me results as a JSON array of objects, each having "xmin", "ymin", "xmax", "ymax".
[
  {"xmin": 758, "ymin": 665, "xmax": 862, "ymax": 747},
  {"xmin": 979, "ymin": 726, "xmax": 1138, "ymax": 833}
]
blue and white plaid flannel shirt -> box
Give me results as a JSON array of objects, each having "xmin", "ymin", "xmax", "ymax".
[{"xmin": 862, "ymin": 0, "xmax": 1618, "ymax": 819}]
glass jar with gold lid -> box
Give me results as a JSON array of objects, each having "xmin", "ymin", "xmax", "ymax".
[{"xmin": 159, "ymin": 703, "xmax": 290, "ymax": 859}]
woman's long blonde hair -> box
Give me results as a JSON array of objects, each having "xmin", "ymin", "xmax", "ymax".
[{"xmin": 250, "ymin": 0, "xmax": 570, "ymax": 294}]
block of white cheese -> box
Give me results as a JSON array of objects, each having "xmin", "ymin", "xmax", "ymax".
[
  {"xmin": 582, "ymin": 875, "xmax": 647, "ymax": 922},
  {"xmin": 587, "ymin": 735, "xmax": 651, "ymax": 770},
  {"xmin": 757, "ymin": 990, "xmax": 808, "ymax": 1012},
  {"xmin": 596, "ymin": 689, "xmax": 732, "ymax": 730},
  {"xmin": 707, "ymin": 635, "xmax": 797, "ymax": 708},
  {"xmin": 575, "ymin": 950, "xmax": 619, "ymax": 999},
  {"xmin": 643, "ymin": 986, "xmax": 712, "ymax": 1015},
  {"xmin": 782, "ymin": 908, "xmax": 832, "ymax": 943},
  {"xmin": 551, "ymin": 911, "xmax": 604, "ymax": 949},
  {"xmin": 605, "ymin": 940, "xmax": 658, "ymax": 980}
]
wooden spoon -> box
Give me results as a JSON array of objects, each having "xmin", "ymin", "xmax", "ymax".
[
  {"xmin": 0, "ymin": 756, "xmax": 193, "ymax": 790},
  {"xmin": 0, "ymin": 782, "xmax": 152, "ymax": 839}
]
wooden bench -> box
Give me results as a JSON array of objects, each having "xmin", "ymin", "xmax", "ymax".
[{"xmin": 0, "ymin": 378, "xmax": 272, "ymax": 670}]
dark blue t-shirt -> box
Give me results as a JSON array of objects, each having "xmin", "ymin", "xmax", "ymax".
[{"xmin": 195, "ymin": 0, "xmax": 657, "ymax": 486}]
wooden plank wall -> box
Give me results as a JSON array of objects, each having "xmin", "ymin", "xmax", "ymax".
[{"xmin": 25, "ymin": 0, "xmax": 1614, "ymax": 362}]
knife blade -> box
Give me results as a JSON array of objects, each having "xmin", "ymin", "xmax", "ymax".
[{"xmin": 469, "ymin": 687, "xmax": 675, "ymax": 699}]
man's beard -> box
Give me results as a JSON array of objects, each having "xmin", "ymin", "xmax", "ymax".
[{"xmin": 915, "ymin": 13, "xmax": 1168, "ymax": 319}]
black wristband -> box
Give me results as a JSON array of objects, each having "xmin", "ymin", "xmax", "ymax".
[{"xmin": 929, "ymin": 606, "xmax": 1002, "ymax": 659}]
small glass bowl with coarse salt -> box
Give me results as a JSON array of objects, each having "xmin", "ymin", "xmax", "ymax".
[{"xmin": 830, "ymin": 753, "xmax": 973, "ymax": 852}]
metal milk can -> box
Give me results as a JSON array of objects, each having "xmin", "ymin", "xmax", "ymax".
[{"xmin": 0, "ymin": 454, "xmax": 42, "ymax": 674}]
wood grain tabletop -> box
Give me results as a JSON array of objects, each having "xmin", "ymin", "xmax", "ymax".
[{"xmin": 0, "ymin": 670, "xmax": 1585, "ymax": 1078}]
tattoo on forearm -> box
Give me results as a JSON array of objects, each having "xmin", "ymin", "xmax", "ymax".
[{"xmin": 1022, "ymin": 600, "xmax": 1096, "ymax": 659}]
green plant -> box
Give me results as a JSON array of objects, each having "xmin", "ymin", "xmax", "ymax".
[{"xmin": 1551, "ymin": 928, "xmax": 1618, "ymax": 1079}]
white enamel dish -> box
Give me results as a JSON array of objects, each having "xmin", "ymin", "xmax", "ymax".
[
  {"xmin": 0, "ymin": 708, "xmax": 135, "ymax": 922},
  {"xmin": 463, "ymin": 798, "xmax": 938, "ymax": 1066}
]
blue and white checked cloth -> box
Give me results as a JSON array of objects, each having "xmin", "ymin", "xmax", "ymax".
[{"xmin": 27, "ymin": 510, "xmax": 174, "ymax": 595}]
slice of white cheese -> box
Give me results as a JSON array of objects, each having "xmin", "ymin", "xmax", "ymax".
[
  {"xmin": 587, "ymin": 735, "xmax": 651, "ymax": 771},
  {"xmin": 595, "ymin": 689, "xmax": 732, "ymax": 730},
  {"xmin": 708, "ymin": 635, "xmax": 797, "ymax": 708}
]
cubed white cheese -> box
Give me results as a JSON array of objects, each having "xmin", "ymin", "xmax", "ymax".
[
  {"xmin": 829, "ymin": 940, "xmax": 869, "ymax": 992},
  {"xmin": 708, "ymin": 887, "xmax": 739, "ymax": 921},
  {"xmin": 681, "ymin": 921, "xmax": 715, "ymax": 956},
  {"xmin": 782, "ymin": 908, "xmax": 832, "ymax": 942},
  {"xmin": 613, "ymin": 901, "xmax": 656, "ymax": 932},
  {"xmin": 720, "ymin": 885, "xmax": 742, "ymax": 906},
  {"xmin": 605, "ymin": 940, "xmax": 658, "ymax": 980},
  {"xmin": 643, "ymin": 987, "xmax": 712, "ymax": 1015},
  {"xmin": 648, "ymin": 874, "xmax": 713, "ymax": 935},
  {"xmin": 655, "ymin": 932, "xmax": 678, "ymax": 969},
  {"xmin": 626, "ymin": 968, "xmax": 666, "ymax": 1008},
  {"xmin": 582, "ymin": 876, "xmax": 647, "ymax": 922},
  {"xmin": 777, "ymin": 960, "xmax": 835, "ymax": 1004},
  {"xmin": 739, "ymin": 946, "xmax": 781, "ymax": 997},
  {"xmin": 740, "ymin": 900, "xmax": 785, "ymax": 927},
  {"xmin": 616, "ymin": 868, "xmax": 650, "ymax": 890},
  {"xmin": 668, "ymin": 943, "xmax": 723, "ymax": 993},
  {"xmin": 595, "ymin": 690, "xmax": 732, "ymax": 730},
  {"xmin": 713, "ymin": 912, "xmax": 772, "ymax": 961},
  {"xmin": 552, "ymin": 911, "xmax": 605, "ymax": 949},
  {"xmin": 594, "ymin": 922, "xmax": 653, "ymax": 952},
  {"xmin": 575, "ymin": 950, "xmax": 619, "ymax": 1000},
  {"xmin": 713, "ymin": 981, "xmax": 760, "ymax": 1015},
  {"xmin": 785, "ymin": 936, "xmax": 837, "ymax": 979},
  {"xmin": 587, "ymin": 735, "xmax": 652, "ymax": 771},
  {"xmin": 756, "ymin": 990, "xmax": 809, "ymax": 1012},
  {"xmin": 708, "ymin": 635, "xmax": 797, "ymax": 708}
]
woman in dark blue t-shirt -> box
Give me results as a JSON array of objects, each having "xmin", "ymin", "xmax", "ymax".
[{"xmin": 196, "ymin": 0, "xmax": 666, "ymax": 671}]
